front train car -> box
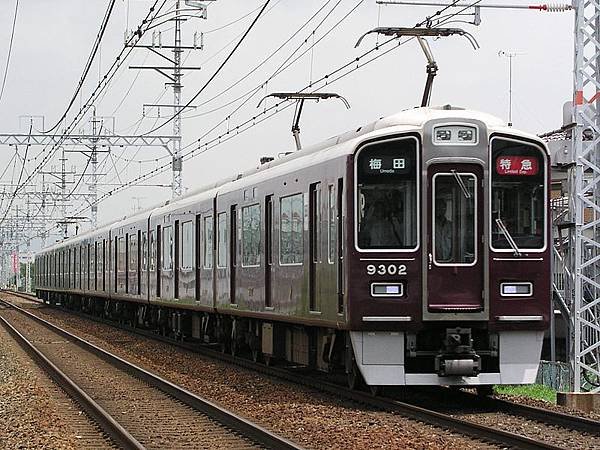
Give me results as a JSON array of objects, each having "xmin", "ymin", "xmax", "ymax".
[{"xmin": 347, "ymin": 105, "xmax": 550, "ymax": 388}]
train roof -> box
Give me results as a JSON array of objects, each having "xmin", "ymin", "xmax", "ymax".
[{"xmin": 38, "ymin": 105, "xmax": 543, "ymax": 255}]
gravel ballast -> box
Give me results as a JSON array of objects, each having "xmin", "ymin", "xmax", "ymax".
[
  {"xmin": 14, "ymin": 301, "xmax": 498, "ymax": 450},
  {"xmin": 0, "ymin": 318, "xmax": 112, "ymax": 450}
]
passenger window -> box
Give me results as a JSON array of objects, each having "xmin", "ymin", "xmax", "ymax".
[
  {"xmin": 433, "ymin": 173, "xmax": 476, "ymax": 265},
  {"xmin": 217, "ymin": 213, "xmax": 227, "ymax": 268},
  {"xmin": 204, "ymin": 216, "xmax": 213, "ymax": 269},
  {"xmin": 356, "ymin": 138, "xmax": 418, "ymax": 250},
  {"xmin": 118, "ymin": 237, "xmax": 125, "ymax": 273},
  {"xmin": 162, "ymin": 225, "xmax": 173, "ymax": 270},
  {"xmin": 328, "ymin": 184, "xmax": 336, "ymax": 264},
  {"xmin": 242, "ymin": 204, "xmax": 261, "ymax": 267},
  {"xmin": 280, "ymin": 193, "xmax": 304, "ymax": 265},
  {"xmin": 142, "ymin": 232, "xmax": 148, "ymax": 271},
  {"xmin": 491, "ymin": 139, "xmax": 546, "ymax": 250},
  {"xmin": 129, "ymin": 234, "xmax": 137, "ymax": 273},
  {"xmin": 181, "ymin": 220, "xmax": 194, "ymax": 270},
  {"xmin": 149, "ymin": 230, "xmax": 156, "ymax": 271}
]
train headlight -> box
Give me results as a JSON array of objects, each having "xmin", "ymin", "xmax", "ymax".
[
  {"xmin": 500, "ymin": 282, "xmax": 533, "ymax": 297},
  {"xmin": 371, "ymin": 282, "xmax": 405, "ymax": 297}
]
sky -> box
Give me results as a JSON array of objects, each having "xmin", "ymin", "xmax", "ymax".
[{"xmin": 0, "ymin": 0, "xmax": 574, "ymax": 248}]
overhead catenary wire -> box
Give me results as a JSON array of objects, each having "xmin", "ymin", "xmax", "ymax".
[
  {"xmin": 42, "ymin": 0, "xmax": 118, "ymax": 134},
  {"xmin": 112, "ymin": 0, "xmax": 345, "ymax": 165},
  {"xmin": 140, "ymin": 0, "xmax": 273, "ymax": 136},
  {"xmin": 0, "ymin": 0, "xmax": 20, "ymax": 105},
  {"xmin": 6, "ymin": 0, "xmax": 168, "ymax": 198},
  {"xmin": 77, "ymin": 0, "xmax": 483, "ymax": 208},
  {"xmin": 0, "ymin": 0, "xmax": 169, "ymax": 227},
  {"xmin": 23, "ymin": 0, "xmax": 482, "ymax": 244}
]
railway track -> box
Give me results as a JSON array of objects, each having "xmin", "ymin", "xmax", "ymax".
[
  {"xmin": 0, "ymin": 294, "xmax": 301, "ymax": 450},
  {"xmin": 6, "ymin": 290, "xmax": 600, "ymax": 450}
]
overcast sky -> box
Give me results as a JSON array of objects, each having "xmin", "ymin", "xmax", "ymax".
[{"xmin": 0, "ymin": 0, "xmax": 574, "ymax": 246}]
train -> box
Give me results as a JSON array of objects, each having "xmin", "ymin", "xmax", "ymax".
[{"xmin": 34, "ymin": 105, "xmax": 551, "ymax": 392}]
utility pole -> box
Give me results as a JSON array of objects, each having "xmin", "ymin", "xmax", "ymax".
[
  {"xmin": 60, "ymin": 148, "xmax": 68, "ymax": 239},
  {"xmin": 127, "ymin": 0, "xmax": 216, "ymax": 198},
  {"xmin": 172, "ymin": 0, "xmax": 184, "ymax": 197},
  {"xmin": 498, "ymin": 50, "xmax": 525, "ymax": 127},
  {"xmin": 570, "ymin": 0, "xmax": 600, "ymax": 395},
  {"xmin": 90, "ymin": 111, "xmax": 100, "ymax": 228}
]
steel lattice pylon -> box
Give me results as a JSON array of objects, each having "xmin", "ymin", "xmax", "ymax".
[{"xmin": 571, "ymin": 0, "xmax": 600, "ymax": 393}]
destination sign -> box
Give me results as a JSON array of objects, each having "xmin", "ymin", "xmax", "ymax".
[
  {"xmin": 362, "ymin": 156, "xmax": 411, "ymax": 176},
  {"xmin": 496, "ymin": 156, "xmax": 539, "ymax": 176}
]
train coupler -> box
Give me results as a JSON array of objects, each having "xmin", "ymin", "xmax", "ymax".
[{"xmin": 435, "ymin": 327, "xmax": 482, "ymax": 377}]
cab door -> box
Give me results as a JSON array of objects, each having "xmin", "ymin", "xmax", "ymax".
[{"xmin": 427, "ymin": 163, "xmax": 483, "ymax": 312}]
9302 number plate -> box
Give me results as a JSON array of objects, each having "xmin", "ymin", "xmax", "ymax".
[{"xmin": 366, "ymin": 264, "xmax": 407, "ymax": 276}]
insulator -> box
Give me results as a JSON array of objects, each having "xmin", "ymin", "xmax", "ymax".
[{"xmin": 542, "ymin": 3, "xmax": 573, "ymax": 12}]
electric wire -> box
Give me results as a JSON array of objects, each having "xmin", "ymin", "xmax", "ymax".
[
  {"xmin": 0, "ymin": 0, "xmax": 168, "ymax": 232},
  {"xmin": 0, "ymin": 0, "xmax": 19, "ymax": 105},
  {"xmin": 11, "ymin": 0, "xmax": 168, "ymax": 197},
  {"xmin": 0, "ymin": 124, "xmax": 32, "ymax": 228},
  {"xmin": 42, "ymin": 0, "xmax": 118, "ymax": 134},
  {"xmin": 77, "ymin": 0, "xmax": 482, "ymax": 208},
  {"xmin": 140, "ymin": 0, "xmax": 273, "ymax": 136},
  {"xmin": 111, "ymin": 0, "xmax": 342, "ymax": 165},
  {"xmin": 25, "ymin": 0, "xmax": 480, "ymax": 243}
]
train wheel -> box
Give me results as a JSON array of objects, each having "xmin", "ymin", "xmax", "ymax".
[
  {"xmin": 369, "ymin": 386, "xmax": 381, "ymax": 397},
  {"xmin": 476, "ymin": 385, "xmax": 494, "ymax": 397},
  {"xmin": 220, "ymin": 341, "xmax": 228, "ymax": 354},
  {"xmin": 347, "ymin": 363, "xmax": 362, "ymax": 390}
]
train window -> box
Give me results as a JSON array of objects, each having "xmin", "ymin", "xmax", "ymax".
[
  {"xmin": 433, "ymin": 173, "xmax": 477, "ymax": 265},
  {"xmin": 280, "ymin": 193, "xmax": 304, "ymax": 265},
  {"xmin": 242, "ymin": 204, "xmax": 261, "ymax": 267},
  {"xmin": 118, "ymin": 237, "xmax": 126, "ymax": 273},
  {"xmin": 94, "ymin": 242, "xmax": 98, "ymax": 290},
  {"xmin": 129, "ymin": 233, "xmax": 137, "ymax": 274},
  {"xmin": 98, "ymin": 241, "xmax": 104, "ymax": 290},
  {"xmin": 142, "ymin": 231, "xmax": 148, "ymax": 271},
  {"xmin": 102, "ymin": 239, "xmax": 106, "ymax": 291},
  {"xmin": 491, "ymin": 138, "xmax": 546, "ymax": 251},
  {"xmin": 181, "ymin": 220, "xmax": 194, "ymax": 270},
  {"xmin": 149, "ymin": 230, "xmax": 156, "ymax": 271},
  {"xmin": 356, "ymin": 137, "xmax": 418, "ymax": 251},
  {"xmin": 217, "ymin": 213, "xmax": 227, "ymax": 268},
  {"xmin": 89, "ymin": 243, "xmax": 94, "ymax": 289},
  {"xmin": 328, "ymin": 184, "xmax": 336, "ymax": 264},
  {"xmin": 80, "ymin": 246, "xmax": 84, "ymax": 288},
  {"xmin": 204, "ymin": 216, "xmax": 213, "ymax": 269},
  {"xmin": 162, "ymin": 225, "xmax": 173, "ymax": 270}
]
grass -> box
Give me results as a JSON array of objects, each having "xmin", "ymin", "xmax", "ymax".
[{"xmin": 494, "ymin": 384, "xmax": 557, "ymax": 404}]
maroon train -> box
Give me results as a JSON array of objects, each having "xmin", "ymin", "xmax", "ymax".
[{"xmin": 35, "ymin": 105, "xmax": 551, "ymax": 389}]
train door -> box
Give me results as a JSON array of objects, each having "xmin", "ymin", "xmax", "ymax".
[
  {"xmin": 426, "ymin": 164, "xmax": 483, "ymax": 312},
  {"xmin": 174, "ymin": 220, "xmax": 180, "ymax": 299},
  {"xmin": 265, "ymin": 195, "xmax": 273, "ymax": 308},
  {"xmin": 309, "ymin": 182, "xmax": 322, "ymax": 312},
  {"xmin": 230, "ymin": 205, "xmax": 237, "ymax": 304}
]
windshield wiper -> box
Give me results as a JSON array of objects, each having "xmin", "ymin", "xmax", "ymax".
[
  {"xmin": 495, "ymin": 218, "xmax": 522, "ymax": 257},
  {"xmin": 451, "ymin": 170, "xmax": 471, "ymax": 199}
]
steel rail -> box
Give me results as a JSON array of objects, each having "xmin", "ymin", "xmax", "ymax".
[
  {"xmin": 0, "ymin": 305, "xmax": 145, "ymax": 450},
  {"xmin": 0, "ymin": 295, "xmax": 302, "ymax": 450},
  {"xmin": 455, "ymin": 389, "xmax": 600, "ymax": 436},
  {"xmin": 6, "ymin": 290, "xmax": 586, "ymax": 449}
]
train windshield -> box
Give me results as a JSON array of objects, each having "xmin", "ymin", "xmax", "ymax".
[
  {"xmin": 491, "ymin": 138, "xmax": 546, "ymax": 251},
  {"xmin": 356, "ymin": 138, "xmax": 418, "ymax": 250}
]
